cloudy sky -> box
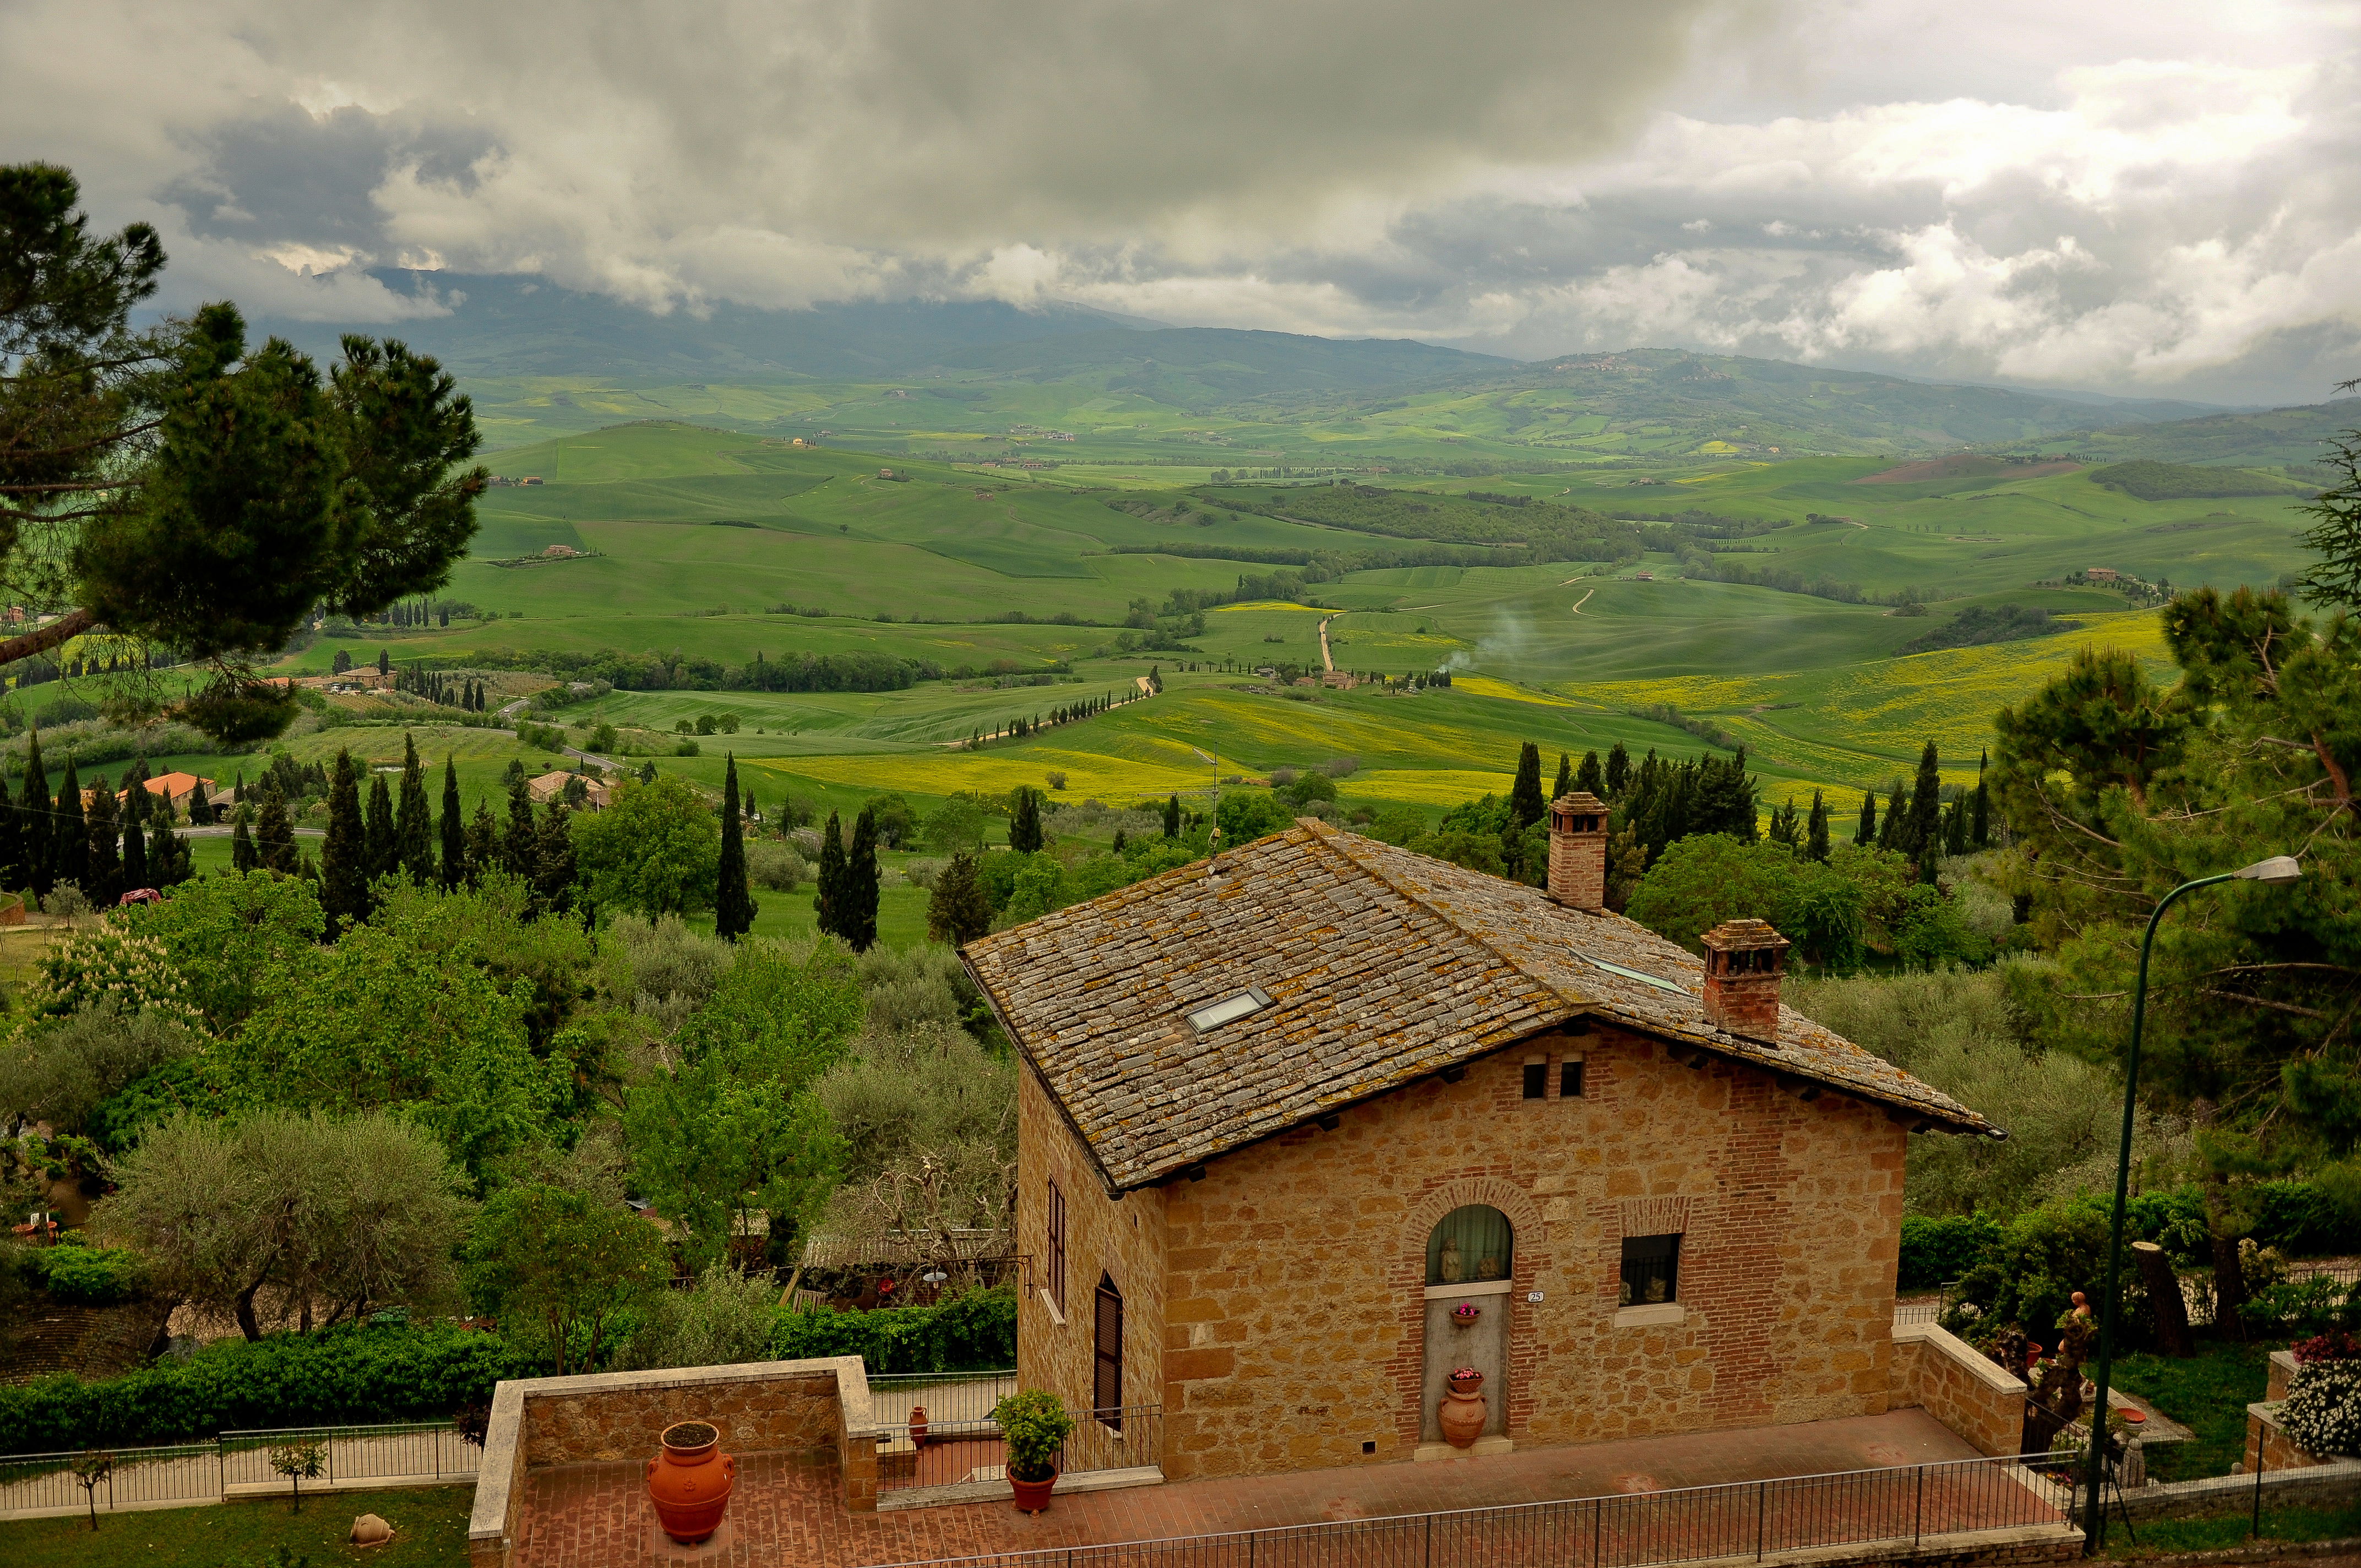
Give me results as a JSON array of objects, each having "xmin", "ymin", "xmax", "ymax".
[{"xmin": 9, "ymin": 0, "xmax": 2358, "ymax": 403}]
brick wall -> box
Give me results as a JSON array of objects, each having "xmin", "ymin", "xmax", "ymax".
[
  {"xmin": 2246, "ymin": 1401, "xmax": 2331, "ymax": 1473},
  {"xmin": 1015, "ymin": 1063, "xmax": 1169, "ymax": 1456},
  {"xmin": 1137, "ymin": 1022, "xmax": 1907, "ymax": 1480},
  {"xmin": 1890, "ymin": 1322, "xmax": 2027, "ymax": 1457}
]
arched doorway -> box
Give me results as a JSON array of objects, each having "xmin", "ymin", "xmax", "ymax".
[{"xmin": 1420, "ymin": 1205, "xmax": 1512, "ymax": 1445}]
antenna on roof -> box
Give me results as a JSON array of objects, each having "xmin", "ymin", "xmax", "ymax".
[{"xmin": 1192, "ymin": 744, "xmax": 1223, "ymax": 879}]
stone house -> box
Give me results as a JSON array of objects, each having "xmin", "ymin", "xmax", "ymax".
[{"xmin": 961, "ymin": 796, "xmax": 1996, "ymax": 1483}]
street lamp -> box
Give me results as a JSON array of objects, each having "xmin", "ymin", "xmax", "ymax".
[{"xmin": 2081, "ymin": 854, "xmax": 2302, "ymax": 1551}]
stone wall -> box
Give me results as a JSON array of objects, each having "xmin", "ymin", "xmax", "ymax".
[
  {"xmin": 1015, "ymin": 1063, "xmax": 1168, "ymax": 1461},
  {"xmin": 1890, "ymin": 1322, "xmax": 2027, "ymax": 1458},
  {"xmin": 2246, "ymin": 1400, "xmax": 2331, "ymax": 1473},
  {"xmin": 1136, "ymin": 1020, "xmax": 1908, "ymax": 1481},
  {"xmin": 466, "ymin": 1357, "xmax": 875, "ymax": 1568},
  {"xmin": 2269, "ymin": 1349, "xmax": 2301, "ymax": 1402}
]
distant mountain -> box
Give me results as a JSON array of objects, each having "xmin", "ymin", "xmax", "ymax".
[
  {"xmin": 916, "ymin": 326, "xmax": 1510, "ymax": 404},
  {"xmin": 253, "ymin": 273, "xmax": 1165, "ymax": 380},
  {"xmin": 2009, "ymin": 398, "xmax": 2360, "ymax": 472}
]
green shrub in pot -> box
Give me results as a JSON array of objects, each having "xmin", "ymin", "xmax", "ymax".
[{"xmin": 993, "ymin": 1389, "xmax": 1074, "ymax": 1483}]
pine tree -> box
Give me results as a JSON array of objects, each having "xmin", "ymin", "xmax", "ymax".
[
  {"xmin": 255, "ymin": 783, "xmax": 296, "ymax": 873},
  {"xmin": 1162, "ymin": 794, "xmax": 1180, "ymax": 839},
  {"xmin": 1604, "ymin": 741, "xmax": 1631, "ymax": 799},
  {"xmin": 1805, "ymin": 790, "xmax": 1831, "ymax": 863},
  {"xmin": 365, "ymin": 772, "xmax": 398, "ymax": 883},
  {"xmin": 464, "ymin": 801, "xmax": 499, "ymax": 888},
  {"xmin": 845, "ymin": 804, "xmax": 880, "ymax": 952},
  {"xmin": 715, "ymin": 754, "xmax": 755, "ymax": 941},
  {"xmin": 1767, "ymin": 794, "xmax": 1800, "ymax": 847},
  {"xmin": 503, "ymin": 774, "xmax": 536, "ymax": 879},
  {"xmin": 1009, "ymin": 788, "xmax": 1043, "ymax": 854},
  {"xmin": 84, "ymin": 778, "xmax": 122, "ymax": 906},
  {"xmin": 1575, "ymin": 750, "xmax": 1604, "ymax": 796},
  {"xmin": 21, "ymin": 727, "xmax": 49, "ymax": 896},
  {"xmin": 1509, "ymin": 742, "xmax": 1546, "ymax": 829},
  {"xmin": 927, "ymin": 850, "xmax": 992, "ymax": 946},
  {"xmin": 53, "ymin": 759, "xmax": 88, "ymax": 894},
  {"xmin": 1552, "ymin": 752, "xmax": 1572, "ymax": 801},
  {"xmin": 232, "ymin": 809, "xmax": 258, "ymax": 873},
  {"xmin": 396, "ymin": 732, "xmax": 433, "ymax": 884},
  {"xmin": 321, "ymin": 749, "xmax": 369, "ymax": 936},
  {"xmin": 813, "ymin": 811, "xmax": 847, "ymax": 939}
]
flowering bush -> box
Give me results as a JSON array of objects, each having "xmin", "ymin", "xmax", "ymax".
[
  {"xmin": 21, "ymin": 923, "xmax": 203, "ymax": 1031},
  {"xmin": 2282, "ymin": 1360, "xmax": 2361, "ymax": 1458},
  {"xmin": 2293, "ymin": 1330, "xmax": 2361, "ymax": 1364}
]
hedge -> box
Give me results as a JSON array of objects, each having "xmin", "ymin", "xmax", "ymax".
[
  {"xmin": 2, "ymin": 1290, "xmax": 1020, "ymax": 1453},
  {"xmin": 1900, "ymin": 1215, "xmax": 2001, "ymax": 1291}
]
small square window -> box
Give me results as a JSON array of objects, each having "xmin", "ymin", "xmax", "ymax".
[
  {"xmin": 1620, "ymin": 1233, "xmax": 1679, "ymax": 1306},
  {"xmin": 1560, "ymin": 1060, "xmax": 1585, "ymax": 1098},
  {"xmin": 1521, "ymin": 1062, "xmax": 1547, "ymax": 1099}
]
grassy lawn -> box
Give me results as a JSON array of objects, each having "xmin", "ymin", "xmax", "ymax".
[
  {"xmin": 2106, "ymin": 1337, "xmax": 2278, "ymax": 1482},
  {"xmin": 2102, "ymin": 1498, "xmax": 2361, "ymax": 1558},
  {"xmin": 0, "ymin": 1483, "xmax": 471, "ymax": 1568}
]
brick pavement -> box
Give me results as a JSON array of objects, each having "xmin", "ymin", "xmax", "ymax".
[{"xmin": 512, "ymin": 1407, "xmax": 2015, "ymax": 1568}]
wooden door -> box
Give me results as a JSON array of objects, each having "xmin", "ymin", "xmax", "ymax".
[{"xmin": 1093, "ymin": 1274, "xmax": 1123, "ymax": 1430}]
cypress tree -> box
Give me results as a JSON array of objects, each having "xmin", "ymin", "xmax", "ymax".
[
  {"xmin": 845, "ymin": 804, "xmax": 880, "ymax": 952},
  {"xmin": 365, "ymin": 773, "xmax": 398, "ymax": 883},
  {"xmin": 1855, "ymin": 790, "xmax": 1876, "ymax": 846},
  {"xmin": 1805, "ymin": 790, "xmax": 1831, "ymax": 863},
  {"xmin": 1971, "ymin": 749, "xmax": 1992, "ymax": 849},
  {"xmin": 1767, "ymin": 794, "xmax": 1800, "ymax": 847},
  {"xmin": 321, "ymin": 749, "xmax": 368, "ymax": 936},
  {"xmin": 396, "ymin": 732, "xmax": 434, "ymax": 885},
  {"xmin": 1604, "ymin": 742, "xmax": 1631, "ymax": 799},
  {"xmin": 814, "ymin": 811, "xmax": 848, "ymax": 939},
  {"xmin": 0, "ymin": 776, "xmax": 19, "ymax": 892},
  {"xmin": 1509, "ymin": 741, "xmax": 1546, "ymax": 829},
  {"xmin": 503, "ymin": 773, "xmax": 536, "ymax": 879},
  {"xmin": 532, "ymin": 803, "xmax": 576, "ymax": 918},
  {"xmin": 377, "ymin": 648, "xmax": 390, "ymax": 676},
  {"xmin": 85, "ymin": 778, "xmax": 122, "ymax": 906},
  {"xmin": 439, "ymin": 758, "xmax": 466, "ymax": 889},
  {"xmin": 1904, "ymin": 742, "xmax": 1942, "ymax": 859},
  {"xmin": 1162, "ymin": 794, "xmax": 1180, "ymax": 839},
  {"xmin": 53, "ymin": 759, "xmax": 87, "ymax": 894},
  {"xmin": 464, "ymin": 801, "xmax": 500, "ymax": 888},
  {"xmin": 186, "ymin": 776, "xmax": 213, "ymax": 827},
  {"xmin": 232, "ymin": 809, "xmax": 258, "ymax": 872},
  {"xmin": 122, "ymin": 790, "xmax": 148, "ymax": 892},
  {"xmin": 1575, "ymin": 750, "xmax": 1604, "ymax": 797},
  {"xmin": 149, "ymin": 818, "xmax": 192, "ymax": 885},
  {"xmin": 1877, "ymin": 783, "xmax": 1907, "ymax": 852},
  {"xmin": 1009, "ymin": 788, "xmax": 1043, "ymax": 854},
  {"xmin": 715, "ymin": 753, "xmax": 755, "ymax": 941},
  {"xmin": 1945, "ymin": 796, "xmax": 1969, "ymax": 856},
  {"xmin": 255, "ymin": 783, "xmax": 296, "ymax": 874},
  {"xmin": 1552, "ymin": 752, "xmax": 1572, "ymax": 801},
  {"xmin": 22, "ymin": 727, "xmax": 49, "ymax": 896},
  {"xmin": 927, "ymin": 850, "xmax": 992, "ymax": 946}
]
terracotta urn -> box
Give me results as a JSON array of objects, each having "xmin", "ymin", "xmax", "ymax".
[
  {"xmin": 1439, "ymin": 1368, "xmax": 1487, "ymax": 1449},
  {"xmin": 909, "ymin": 1404, "xmax": 931, "ymax": 1447},
  {"xmin": 646, "ymin": 1420, "xmax": 736, "ymax": 1544}
]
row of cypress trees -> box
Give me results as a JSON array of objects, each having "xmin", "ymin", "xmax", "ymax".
[
  {"xmin": 810, "ymin": 796, "xmax": 880, "ymax": 951},
  {"xmin": 0, "ymin": 733, "xmax": 197, "ymax": 906}
]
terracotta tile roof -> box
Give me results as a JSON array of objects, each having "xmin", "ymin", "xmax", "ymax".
[{"xmin": 962, "ymin": 819, "xmax": 1991, "ymax": 1193}]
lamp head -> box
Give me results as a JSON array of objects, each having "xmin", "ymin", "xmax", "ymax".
[{"xmin": 2234, "ymin": 855, "xmax": 2303, "ymax": 886}]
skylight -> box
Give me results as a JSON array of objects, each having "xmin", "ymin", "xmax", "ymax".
[
  {"xmin": 1590, "ymin": 957, "xmax": 1689, "ymax": 996},
  {"xmin": 1187, "ymin": 987, "xmax": 1272, "ymax": 1032}
]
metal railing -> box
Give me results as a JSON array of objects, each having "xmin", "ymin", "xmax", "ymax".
[
  {"xmin": 869, "ymin": 1370, "xmax": 1019, "ymax": 1433},
  {"xmin": 874, "ymin": 1401, "xmax": 1163, "ymax": 1496},
  {"xmin": 873, "ymin": 1449, "xmax": 2074, "ymax": 1567},
  {"xmin": 0, "ymin": 1421, "xmax": 476, "ymax": 1519}
]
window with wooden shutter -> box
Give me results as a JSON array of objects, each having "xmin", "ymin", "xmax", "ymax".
[
  {"xmin": 1093, "ymin": 1273, "xmax": 1123, "ymax": 1430},
  {"xmin": 1046, "ymin": 1180, "xmax": 1067, "ymax": 1315}
]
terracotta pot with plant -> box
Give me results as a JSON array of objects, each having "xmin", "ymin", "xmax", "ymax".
[{"xmin": 994, "ymin": 1390, "xmax": 1075, "ymax": 1513}]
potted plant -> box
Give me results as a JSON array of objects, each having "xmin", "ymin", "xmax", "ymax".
[{"xmin": 993, "ymin": 1390, "xmax": 1075, "ymax": 1513}]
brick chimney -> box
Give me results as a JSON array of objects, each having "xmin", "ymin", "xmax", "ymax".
[
  {"xmin": 1547, "ymin": 791, "xmax": 1609, "ymax": 911},
  {"xmin": 1699, "ymin": 919, "xmax": 1789, "ymax": 1043}
]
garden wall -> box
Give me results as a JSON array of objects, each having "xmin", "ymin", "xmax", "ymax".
[
  {"xmin": 466, "ymin": 1356, "xmax": 878, "ymax": 1568},
  {"xmin": 1890, "ymin": 1321, "xmax": 2027, "ymax": 1457}
]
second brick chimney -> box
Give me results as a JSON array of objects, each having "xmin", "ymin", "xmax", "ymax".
[
  {"xmin": 1547, "ymin": 791, "xmax": 1609, "ymax": 911},
  {"xmin": 1699, "ymin": 918, "xmax": 1789, "ymax": 1043}
]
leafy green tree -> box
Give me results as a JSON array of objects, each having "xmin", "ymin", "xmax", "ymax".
[
  {"xmin": 1008, "ymin": 788, "xmax": 1043, "ymax": 854},
  {"xmin": 438, "ymin": 757, "xmax": 464, "ymax": 890},
  {"xmin": 364, "ymin": 772, "xmax": 396, "ymax": 883},
  {"xmin": 463, "ymin": 1182, "xmax": 664, "ymax": 1374},
  {"xmin": 396, "ymin": 732, "xmax": 433, "ymax": 885},
  {"xmin": 715, "ymin": 754, "xmax": 755, "ymax": 941},
  {"xmin": 927, "ymin": 851, "xmax": 993, "ymax": 946},
  {"xmin": 570, "ymin": 774, "xmax": 719, "ymax": 918},
  {"xmin": 123, "ymin": 867, "xmax": 324, "ymax": 1031},
  {"xmin": 1509, "ymin": 741, "xmax": 1546, "ymax": 829},
  {"xmin": 814, "ymin": 810, "xmax": 847, "ymax": 939},
  {"xmin": 844, "ymin": 805, "xmax": 881, "ymax": 953},
  {"xmin": 1624, "ymin": 834, "xmax": 1873, "ymax": 972},
  {"xmin": 319, "ymin": 749, "xmax": 368, "ymax": 937},
  {"xmin": 0, "ymin": 1005, "xmax": 200, "ymax": 1138},
  {"xmin": 52, "ymin": 756, "xmax": 86, "ymax": 892},
  {"xmin": 463, "ymin": 799, "xmax": 498, "ymax": 887}
]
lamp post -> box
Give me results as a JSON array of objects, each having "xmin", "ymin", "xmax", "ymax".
[{"xmin": 2081, "ymin": 854, "xmax": 2302, "ymax": 1552}]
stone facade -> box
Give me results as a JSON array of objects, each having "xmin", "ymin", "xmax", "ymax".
[
  {"xmin": 1017, "ymin": 1019, "xmax": 1911, "ymax": 1482},
  {"xmin": 1889, "ymin": 1322, "xmax": 2028, "ymax": 1458}
]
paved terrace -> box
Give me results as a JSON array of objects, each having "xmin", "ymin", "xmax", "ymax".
[{"xmin": 513, "ymin": 1407, "xmax": 1990, "ymax": 1568}]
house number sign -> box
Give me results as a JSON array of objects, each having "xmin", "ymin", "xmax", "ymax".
[{"xmin": 1526, "ymin": 1291, "xmax": 1543, "ymax": 1303}]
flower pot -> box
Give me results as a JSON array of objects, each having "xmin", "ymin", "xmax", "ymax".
[
  {"xmin": 1439, "ymin": 1371, "xmax": 1487, "ymax": 1449},
  {"xmin": 1010, "ymin": 1466, "xmax": 1058, "ymax": 1513},
  {"xmin": 646, "ymin": 1420, "xmax": 736, "ymax": 1544},
  {"xmin": 909, "ymin": 1406, "xmax": 930, "ymax": 1447}
]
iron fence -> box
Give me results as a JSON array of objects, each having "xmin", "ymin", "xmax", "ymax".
[
  {"xmin": 0, "ymin": 1421, "xmax": 477, "ymax": 1518},
  {"xmin": 219, "ymin": 1422, "xmax": 481, "ymax": 1490},
  {"xmin": 870, "ymin": 1370, "xmax": 1019, "ymax": 1433},
  {"xmin": 0, "ymin": 1443, "xmax": 221, "ymax": 1516},
  {"xmin": 874, "ymin": 1449, "xmax": 2075, "ymax": 1568}
]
